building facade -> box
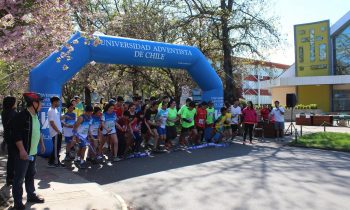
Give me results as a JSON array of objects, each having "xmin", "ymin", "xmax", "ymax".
[
  {"xmin": 262, "ymin": 10, "xmax": 350, "ymax": 112},
  {"xmin": 240, "ymin": 59, "xmax": 289, "ymax": 105}
]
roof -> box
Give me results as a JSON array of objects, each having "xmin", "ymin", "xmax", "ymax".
[
  {"xmin": 232, "ymin": 57, "xmax": 290, "ymax": 70},
  {"xmin": 330, "ymin": 10, "xmax": 350, "ymax": 36}
]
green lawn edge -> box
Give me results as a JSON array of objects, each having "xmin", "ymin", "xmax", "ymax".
[{"xmin": 288, "ymin": 132, "xmax": 350, "ymax": 153}]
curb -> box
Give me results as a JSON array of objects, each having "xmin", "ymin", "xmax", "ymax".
[{"xmin": 113, "ymin": 193, "xmax": 128, "ymax": 210}]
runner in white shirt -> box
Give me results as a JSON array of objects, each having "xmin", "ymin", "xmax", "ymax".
[
  {"xmin": 269, "ymin": 100, "xmax": 285, "ymax": 141},
  {"xmin": 230, "ymin": 99, "xmax": 242, "ymax": 140},
  {"xmin": 47, "ymin": 96, "xmax": 65, "ymax": 168}
]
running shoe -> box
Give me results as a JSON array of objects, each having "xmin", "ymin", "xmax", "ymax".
[
  {"xmin": 64, "ymin": 155, "xmax": 71, "ymax": 162},
  {"xmin": 79, "ymin": 161, "xmax": 87, "ymax": 169},
  {"xmin": 113, "ymin": 157, "xmax": 122, "ymax": 162},
  {"xmin": 47, "ymin": 163, "xmax": 56, "ymax": 168},
  {"xmin": 57, "ymin": 162, "xmax": 66, "ymax": 167}
]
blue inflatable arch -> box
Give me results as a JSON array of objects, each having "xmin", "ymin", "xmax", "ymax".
[{"xmin": 30, "ymin": 31, "xmax": 223, "ymax": 156}]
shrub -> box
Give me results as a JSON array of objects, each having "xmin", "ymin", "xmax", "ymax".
[{"xmin": 294, "ymin": 104, "xmax": 318, "ymax": 110}]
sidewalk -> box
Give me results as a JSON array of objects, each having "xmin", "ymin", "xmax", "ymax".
[{"xmin": 0, "ymin": 146, "xmax": 127, "ymax": 210}]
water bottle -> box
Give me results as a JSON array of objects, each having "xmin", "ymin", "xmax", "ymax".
[{"xmin": 28, "ymin": 155, "xmax": 35, "ymax": 161}]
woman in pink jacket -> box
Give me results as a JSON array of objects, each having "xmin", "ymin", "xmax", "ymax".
[{"xmin": 242, "ymin": 101, "xmax": 258, "ymax": 144}]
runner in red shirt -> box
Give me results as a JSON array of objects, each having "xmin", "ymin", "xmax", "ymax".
[
  {"xmin": 117, "ymin": 111, "xmax": 130, "ymax": 158},
  {"xmin": 114, "ymin": 96, "xmax": 124, "ymax": 118},
  {"xmin": 195, "ymin": 102, "xmax": 207, "ymax": 144}
]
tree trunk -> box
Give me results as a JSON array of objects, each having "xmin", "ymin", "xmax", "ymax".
[
  {"xmin": 84, "ymin": 86, "xmax": 91, "ymax": 106},
  {"xmin": 221, "ymin": 0, "xmax": 236, "ymax": 103}
]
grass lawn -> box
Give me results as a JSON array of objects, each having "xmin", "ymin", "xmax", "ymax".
[{"xmin": 289, "ymin": 132, "xmax": 350, "ymax": 152}]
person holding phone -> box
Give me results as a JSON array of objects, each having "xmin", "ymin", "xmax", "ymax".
[{"xmin": 269, "ymin": 100, "xmax": 285, "ymax": 141}]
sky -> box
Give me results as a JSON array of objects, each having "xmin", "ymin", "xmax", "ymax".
[{"xmin": 267, "ymin": 0, "xmax": 350, "ymax": 65}]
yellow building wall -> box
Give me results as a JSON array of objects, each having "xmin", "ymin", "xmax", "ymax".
[
  {"xmin": 297, "ymin": 85, "xmax": 331, "ymax": 112},
  {"xmin": 295, "ymin": 21, "xmax": 330, "ymax": 77},
  {"xmin": 271, "ymin": 86, "xmax": 297, "ymax": 106}
]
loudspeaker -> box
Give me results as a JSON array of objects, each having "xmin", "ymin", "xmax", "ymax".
[{"xmin": 286, "ymin": 93, "xmax": 297, "ymax": 108}]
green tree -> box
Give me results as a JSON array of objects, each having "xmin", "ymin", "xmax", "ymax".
[{"xmin": 175, "ymin": 0, "xmax": 281, "ymax": 101}]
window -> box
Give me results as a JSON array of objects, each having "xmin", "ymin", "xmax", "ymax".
[
  {"xmin": 334, "ymin": 24, "xmax": 350, "ymax": 75},
  {"xmin": 333, "ymin": 85, "xmax": 350, "ymax": 111},
  {"xmin": 310, "ymin": 29, "xmax": 315, "ymax": 62},
  {"xmin": 299, "ymin": 47, "xmax": 304, "ymax": 63},
  {"xmin": 319, "ymin": 44, "xmax": 327, "ymax": 61},
  {"xmin": 316, "ymin": 36, "xmax": 323, "ymax": 41},
  {"xmin": 301, "ymin": 37, "xmax": 309, "ymax": 42}
]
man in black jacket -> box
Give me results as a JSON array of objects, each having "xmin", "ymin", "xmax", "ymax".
[
  {"xmin": 1, "ymin": 96, "xmax": 17, "ymax": 187},
  {"xmin": 12, "ymin": 92, "xmax": 46, "ymax": 210}
]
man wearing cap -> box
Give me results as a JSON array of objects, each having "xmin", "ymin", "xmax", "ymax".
[
  {"xmin": 12, "ymin": 92, "xmax": 46, "ymax": 210},
  {"xmin": 47, "ymin": 96, "xmax": 64, "ymax": 167}
]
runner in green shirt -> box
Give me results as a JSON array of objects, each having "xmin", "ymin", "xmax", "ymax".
[
  {"xmin": 204, "ymin": 101, "xmax": 215, "ymax": 142},
  {"xmin": 179, "ymin": 101, "xmax": 197, "ymax": 147},
  {"xmin": 166, "ymin": 104, "xmax": 178, "ymax": 127},
  {"xmin": 165, "ymin": 100, "xmax": 178, "ymax": 149},
  {"xmin": 177, "ymin": 98, "xmax": 192, "ymax": 117},
  {"xmin": 206, "ymin": 101, "xmax": 215, "ymax": 126}
]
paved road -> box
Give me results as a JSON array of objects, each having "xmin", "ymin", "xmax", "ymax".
[
  {"xmin": 284, "ymin": 122, "xmax": 350, "ymax": 135},
  {"xmin": 75, "ymin": 140, "xmax": 350, "ymax": 210}
]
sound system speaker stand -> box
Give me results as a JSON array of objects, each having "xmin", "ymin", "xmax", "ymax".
[{"xmin": 285, "ymin": 93, "xmax": 298, "ymax": 136}]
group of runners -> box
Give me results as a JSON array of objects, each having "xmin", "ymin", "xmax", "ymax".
[
  {"xmin": 2, "ymin": 92, "xmax": 285, "ymax": 209},
  {"xmin": 46, "ymin": 95, "xmax": 285, "ymax": 169}
]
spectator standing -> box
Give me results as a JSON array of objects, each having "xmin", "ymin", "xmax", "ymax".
[
  {"xmin": 242, "ymin": 101, "xmax": 258, "ymax": 144},
  {"xmin": 260, "ymin": 104, "xmax": 270, "ymax": 121},
  {"xmin": 269, "ymin": 101, "xmax": 285, "ymax": 141},
  {"xmin": 12, "ymin": 93, "xmax": 46, "ymax": 210},
  {"xmin": 230, "ymin": 99, "xmax": 242, "ymax": 140},
  {"xmin": 47, "ymin": 96, "xmax": 64, "ymax": 167},
  {"xmin": 1, "ymin": 96, "xmax": 17, "ymax": 188}
]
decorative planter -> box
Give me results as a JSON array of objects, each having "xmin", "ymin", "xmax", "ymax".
[
  {"xmin": 284, "ymin": 109, "xmax": 322, "ymax": 122},
  {"xmin": 312, "ymin": 115, "xmax": 333, "ymax": 126},
  {"xmin": 295, "ymin": 115, "xmax": 312, "ymax": 126}
]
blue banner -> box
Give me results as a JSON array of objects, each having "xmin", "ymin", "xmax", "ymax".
[{"xmin": 29, "ymin": 31, "xmax": 223, "ymax": 156}]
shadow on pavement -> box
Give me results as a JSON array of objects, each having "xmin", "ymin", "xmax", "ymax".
[
  {"xmin": 114, "ymin": 143, "xmax": 350, "ymax": 210},
  {"xmin": 71, "ymin": 142, "xmax": 255, "ymax": 184}
]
